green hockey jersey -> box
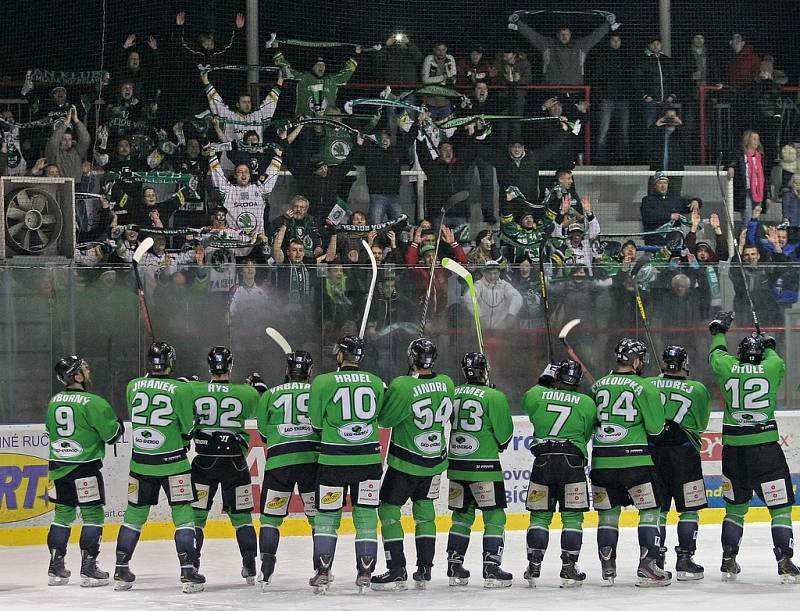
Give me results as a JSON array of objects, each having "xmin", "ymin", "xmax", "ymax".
[
  {"xmin": 709, "ymin": 333, "xmax": 785, "ymax": 446},
  {"xmin": 448, "ymin": 383, "xmax": 514, "ymax": 482},
  {"xmin": 126, "ymin": 376, "xmax": 195, "ymax": 476},
  {"xmin": 590, "ymin": 372, "xmax": 665, "ymax": 469},
  {"xmin": 309, "ymin": 367, "xmax": 388, "ymax": 467},
  {"xmin": 647, "ymin": 375, "xmax": 711, "ymax": 450},
  {"xmin": 521, "ymin": 384, "xmax": 597, "ymax": 459},
  {"xmin": 46, "ymin": 390, "xmax": 122, "ymax": 480},
  {"xmin": 186, "ymin": 380, "xmax": 258, "ymax": 457},
  {"xmin": 257, "ymin": 381, "xmax": 320, "ymax": 470},
  {"xmin": 274, "ymin": 53, "xmax": 357, "ymax": 117},
  {"xmin": 380, "ymin": 373, "xmax": 455, "ymax": 477}
]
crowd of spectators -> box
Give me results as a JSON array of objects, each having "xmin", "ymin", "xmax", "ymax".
[{"xmin": 2, "ymin": 9, "xmax": 800, "ymax": 389}]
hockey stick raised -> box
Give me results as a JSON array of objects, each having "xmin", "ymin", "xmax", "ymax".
[
  {"xmin": 715, "ymin": 152, "xmax": 761, "ymax": 334},
  {"xmin": 132, "ymin": 237, "xmax": 155, "ymax": 344},
  {"xmin": 265, "ymin": 327, "xmax": 293, "ymax": 354},
  {"xmin": 630, "ymin": 255, "xmax": 663, "ymax": 373},
  {"xmin": 558, "ymin": 319, "xmax": 595, "ymax": 384},
  {"xmin": 359, "ymin": 239, "xmax": 378, "ymax": 339},
  {"xmin": 441, "ymin": 257, "xmax": 484, "ymax": 354}
]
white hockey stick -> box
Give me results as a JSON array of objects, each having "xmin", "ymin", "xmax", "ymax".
[
  {"xmin": 441, "ymin": 257, "xmax": 484, "ymax": 354},
  {"xmin": 131, "ymin": 237, "xmax": 155, "ymax": 343},
  {"xmin": 558, "ymin": 318, "xmax": 595, "ymax": 384},
  {"xmin": 265, "ymin": 327, "xmax": 292, "ymax": 354},
  {"xmin": 358, "ymin": 239, "xmax": 378, "ymax": 339}
]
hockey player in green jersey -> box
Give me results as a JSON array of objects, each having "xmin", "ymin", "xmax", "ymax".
[
  {"xmin": 371, "ymin": 338, "xmax": 455, "ymax": 591},
  {"xmin": 590, "ymin": 338, "xmax": 671, "ymax": 587},
  {"xmin": 45, "ymin": 356, "xmax": 123, "ymax": 587},
  {"xmin": 445, "ymin": 352, "xmax": 515, "ymax": 588},
  {"xmin": 707, "ymin": 311, "xmax": 799, "ymax": 583},
  {"xmin": 185, "ymin": 347, "xmax": 260, "ymax": 585},
  {"xmin": 256, "ymin": 350, "xmax": 319, "ymax": 589},
  {"xmin": 521, "ymin": 360, "xmax": 597, "ymax": 588},
  {"xmin": 647, "ymin": 345, "xmax": 711, "ymax": 581},
  {"xmin": 308, "ymin": 335, "xmax": 392, "ymax": 593},
  {"xmin": 113, "ymin": 342, "xmax": 205, "ymax": 593}
]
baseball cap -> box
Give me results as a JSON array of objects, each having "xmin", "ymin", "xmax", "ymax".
[{"xmin": 419, "ymin": 244, "xmax": 436, "ymax": 256}]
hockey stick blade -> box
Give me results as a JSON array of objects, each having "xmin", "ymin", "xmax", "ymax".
[
  {"xmin": 265, "ymin": 327, "xmax": 292, "ymax": 354},
  {"xmin": 558, "ymin": 318, "xmax": 581, "ymax": 340},
  {"xmin": 442, "ymin": 257, "xmax": 483, "ymax": 354},
  {"xmin": 440, "ymin": 257, "xmax": 471, "ymax": 284},
  {"xmin": 132, "ymin": 237, "xmax": 154, "ymax": 264}
]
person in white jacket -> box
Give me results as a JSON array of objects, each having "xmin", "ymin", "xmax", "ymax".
[{"xmin": 463, "ymin": 260, "xmax": 522, "ymax": 330}]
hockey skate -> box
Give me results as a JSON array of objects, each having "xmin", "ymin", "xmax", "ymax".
[
  {"xmin": 483, "ymin": 561, "xmax": 513, "ymax": 588},
  {"xmin": 370, "ymin": 567, "xmax": 408, "ymax": 591},
  {"xmin": 113, "ymin": 566, "xmax": 136, "ymax": 591},
  {"xmin": 523, "ymin": 549, "xmax": 544, "ymax": 588},
  {"xmin": 241, "ymin": 552, "xmax": 257, "ymax": 586},
  {"xmin": 412, "ymin": 565, "xmax": 432, "ymax": 590},
  {"xmin": 675, "ymin": 547, "xmax": 704, "ymax": 581},
  {"xmin": 559, "ymin": 551, "xmax": 586, "ymax": 588},
  {"xmin": 80, "ymin": 551, "xmax": 109, "ymax": 587},
  {"xmin": 356, "ymin": 555, "xmax": 376, "ymax": 594},
  {"xmin": 599, "ymin": 546, "xmax": 616, "ymax": 585},
  {"xmin": 774, "ymin": 548, "xmax": 800, "ymax": 584},
  {"xmin": 257, "ymin": 553, "xmax": 276, "ymax": 590},
  {"xmin": 720, "ymin": 545, "xmax": 741, "ymax": 582},
  {"xmin": 636, "ymin": 548, "xmax": 672, "ymax": 587},
  {"xmin": 447, "ymin": 552, "xmax": 470, "ymax": 587},
  {"xmin": 309, "ymin": 554, "xmax": 333, "ymax": 594},
  {"xmin": 47, "ymin": 550, "xmax": 70, "ymax": 586},
  {"xmin": 180, "ymin": 566, "xmax": 206, "ymax": 593}
]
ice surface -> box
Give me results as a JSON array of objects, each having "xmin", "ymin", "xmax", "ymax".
[{"xmin": 1, "ymin": 523, "xmax": 798, "ymax": 610}]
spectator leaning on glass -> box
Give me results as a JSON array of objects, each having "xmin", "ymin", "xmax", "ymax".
[
  {"xmin": 640, "ymin": 171, "xmax": 700, "ymax": 246},
  {"xmin": 463, "ymin": 260, "xmax": 522, "ymax": 330}
]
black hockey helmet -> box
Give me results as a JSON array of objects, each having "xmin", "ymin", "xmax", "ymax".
[
  {"xmin": 461, "ymin": 352, "xmax": 489, "ymax": 383},
  {"xmin": 287, "ymin": 351, "xmax": 314, "ymax": 381},
  {"xmin": 408, "ymin": 337, "xmax": 437, "ymax": 370},
  {"xmin": 557, "ymin": 359, "xmax": 582, "ymax": 387},
  {"xmin": 738, "ymin": 333, "xmax": 765, "ymax": 365},
  {"xmin": 55, "ymin": 355, "xmax": 88, "ymax": 386},
  {"xmin": 334, "ymin": 335, "xmax": 365, "ymax": 364},
  {"xmin": 662, "ymin": 345, "xmax": 689, "ymax": 374},
  {"xmin": 207, "ymin": 346, "xmax": 234, "ymax": 375},
  {"xmin": 614, "ymin": 338, "xmax": 649, "ymax": 367},
  {"xmin": 148, "ymin": 341, "xmax": 176, "ymax": 374}
]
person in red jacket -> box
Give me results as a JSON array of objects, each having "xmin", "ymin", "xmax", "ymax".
[
  {"xmin": 727, "ymin": 34, "xmax": 761, "ymax": 87},
  {"xmin": 404, "ymin": 225, "xmax": 468, "ymax": 322}
]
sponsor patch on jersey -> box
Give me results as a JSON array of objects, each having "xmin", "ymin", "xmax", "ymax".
[
  {"xmin": 133, "ymin": 428, "xmax": 166, "ymax": 450},
  {"xmin": 278, "ymin": 423, "xmax": 314, "ymax": 437},
  {"xmin": 594, "ymin": 423, "xmax": 628, "ymax": 443},
  {"xmin": 321, "ymin": 491, "xmax": 342, "ymax": 505},
  {"xmin": 266, "ymin": 496, "xmax": 289, "ymax": 510},
  {"xmin": 337, "ymin": 422, "xmax": 373, "ymax": 442},
  {"xmin": 414, "ymin": 430, "xmax": 442, "ymax": 453},
  {"xmin": 50, "ymin": 439, "xmax": 84, "ymax": 459},
  {"xmin": 732, "ymin": 411, "xmax": 768, "ymax": 424},
  {"xmin": 761, "ymin": 478, "xmax": 789, "ymax": 506},
  {"xmin": 449, "ymin": 433, "xmax": 480, "ymax": 456}
]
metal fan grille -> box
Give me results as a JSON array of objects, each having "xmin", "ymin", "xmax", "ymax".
[{"xmin": 5, "ymin": 187, "xmax": 64, "ymax": 254}]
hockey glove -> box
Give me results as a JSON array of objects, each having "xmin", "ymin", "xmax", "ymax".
[
  {"xmin": 246, "ymin": 372, "xmax": 268, "ymax": 394},
  {"xmin": 708, "ymin": 311, "xmax": 734, "ymax": 335},
  {"xmin": 538, "ymin": 362, "xmax": 560, "ymax": 388},
  {"xmin": 760, "ymin": 333, "xmax": 777, "ymax": 351}
]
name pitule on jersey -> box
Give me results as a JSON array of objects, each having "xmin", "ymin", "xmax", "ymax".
[
  {"xmin": 541, "ymin": 390, "xmax": 581, "ymax": 405},
  {"xmin": 650, "ymin": 378, "xmax": 695, "ymax": 393},
  {"xmin": 731, "ymin": 363, "xmax": 765, "ymax": 374},
  {"xmin": 52, "ymin": 392, "xmax": 91, "ymax": 405},
  {"xmin": 412, "ymin": 381, "xmax": 449, "ymax": 398},
  {"xmin": 334, "ymin": 373, "xmax": 372, "ymax": 383},
  {"xmin": 593, "ymin": 376, "xmax": 644, "ymax": 395},
  {"xmin": 132, "ymin": 378, "xmax": 178, "ymax": 393}
]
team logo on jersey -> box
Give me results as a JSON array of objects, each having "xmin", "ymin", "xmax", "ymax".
[
  {"xmin": 321, "ymin": 491, "xmax": 342, "ymax": 504},
  {"xmin": 236, "ymin": 212, "xmax": 256, "ymax": 230},
  {"xmin": 449, "ymin": 433, "xmax": 479, "ymax": 456},
  {"xmin": 337, "ymin": 422, "xmax": 373, "ymax": 442},
  {"xmin": 266, "ymin": 496, "xmax": 289, "ymax": 510},
  {"xmin": 414, "ymin": 431, "xmax": 442, "ymax": 453},
  {"xmin": 133, "ymin": 428, "xmax": 165, "ymax": 450},
  {"xmin": 594, "ymin": 424, "xmax": 628, "ymax": 443},
  {"xmin": 50, "ymin": 439, "xmax": 83, "ymax": 459},
  {"xmin": 278, "ymin": 423, "xmax": 314, "ymax": 437},
  {"xmin": 329, "ymin": 139, "xmax": 351, "ymax": 161},
  {"xmin": 732, "ymin": 411, "xmax": 768, "ymax": 424}
]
